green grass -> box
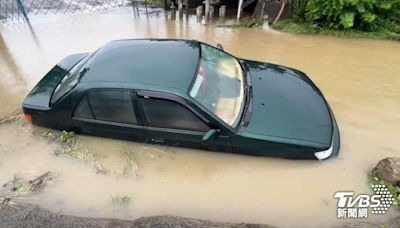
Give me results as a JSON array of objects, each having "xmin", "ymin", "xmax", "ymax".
[
  {"xmin": 272, "ymin": 20, "xmax": 400, "ymax": 40},
  {"xmin": 369, "ymin": 174, "xmax": 400, "ymax": 209}
]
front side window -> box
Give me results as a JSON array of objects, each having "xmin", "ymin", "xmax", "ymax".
[
  {"xmin": 139, "ymin": 97, "xmax": 210, "ymax": 132},
  {"xmin": 189, "ymin": 44, "xmax": 245, "ymax": 127},
  {"xmin": 74, "ymin": 90, "xmax": 137, "ymax": 125}
]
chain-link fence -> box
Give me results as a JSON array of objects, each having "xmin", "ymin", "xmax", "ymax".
[{"xmin": 0, "ymin": 0, "xmax": 134, "ymax": 21}]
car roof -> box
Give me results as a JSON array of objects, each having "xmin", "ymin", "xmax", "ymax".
[{"xmin": 79, "ymin": 39, "xmax": 200, "ymax": 93}]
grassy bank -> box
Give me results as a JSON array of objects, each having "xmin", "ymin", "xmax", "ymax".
[{"xmin": 272, "ymin": 20, "xmax": 400, "ymax": 40}]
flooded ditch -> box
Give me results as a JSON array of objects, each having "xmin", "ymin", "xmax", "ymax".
[{"xmin": 0, "ymin": 7, "xmax": 399, "ymax": 227}]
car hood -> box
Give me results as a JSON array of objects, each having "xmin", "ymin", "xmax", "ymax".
[{"xmin": 242, "ymin": 60, "xmax": 333, "ymax": 148}]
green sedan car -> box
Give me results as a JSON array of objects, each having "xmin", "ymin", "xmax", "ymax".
[{"xmin": 23, "ymin": 39, "xmax": 340, "ymax": 160}]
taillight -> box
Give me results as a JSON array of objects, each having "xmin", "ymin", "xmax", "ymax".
[{"xmin": 24, "ymin": 113, "xmax": 32, "ymax": 123}]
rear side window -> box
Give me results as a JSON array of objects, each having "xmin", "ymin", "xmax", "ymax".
[
  {"xmin": 73, "ymin": 95, "xmax": 93, "ymax": 119},
  {"xmin": 73, "ymin": 90, "xmax": 137, "ymax": 125},
  {"xmin": 139, "ymin": 98, "xmax": 209, "ymax": 132},
  {"xmin": 88, "ymin": 90, "xmax": 137, "ymax": 124}
]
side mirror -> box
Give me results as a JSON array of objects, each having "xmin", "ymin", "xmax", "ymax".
[
  {"xmin": 216, "ymin": 43, "xmax": 224, "ymax": 50},
  {"xmin": 202, "ymin": 129, "xmax": 218, "ymax": 145}
]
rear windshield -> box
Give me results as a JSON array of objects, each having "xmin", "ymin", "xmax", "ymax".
[{"xmin": 51, "ymin": 56, "xmax": 89, "ymax": 104}]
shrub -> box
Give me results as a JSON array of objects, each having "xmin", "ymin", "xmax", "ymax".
[
  {"xmin": 305, "ymin": 0, "xmax": 400, "ymax": 32},
  {"xmin": 289, "ymin": 0, "xmax": 309, "ymax": 21}
]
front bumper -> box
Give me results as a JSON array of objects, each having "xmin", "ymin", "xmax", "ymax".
[{"xmin": 314, "ymin": 104, "xmax": 340, "ymax": 160}]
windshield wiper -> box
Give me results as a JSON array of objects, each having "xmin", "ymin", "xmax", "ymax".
[
  {"xmin": 240, "ymin": 60, "xmax": 250, "ymax": 98},
  {"xmin": 236, "ymin": 60, "xmax": 252, "ymax": 130}
]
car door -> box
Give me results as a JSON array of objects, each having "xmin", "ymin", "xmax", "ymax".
[
  {"xmin": 136, "ymin": 91, "xmax": 231, "ymax": 152},
  {"xmin": 72, "ymin": 89, "xmax": 146, "ymax": 142}
]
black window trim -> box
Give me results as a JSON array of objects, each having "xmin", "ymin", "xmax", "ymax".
[
  {"xmin": 85, "ymin": 92, "xmax": 96, "ymax": 118},
  {"xmin": 144, "ymin": 126, "xmax": 206, "ymax": 135},
  {"xmin": 72, "ymin": 88, "xmax": 142, "ymax": 127},
  {"xmin": 136, "ymin": 90, "xmax": 213, "ymax": 133},
  {"xmin": 72, "ymin": 116, "xmax": 144, "ymax": 129}
]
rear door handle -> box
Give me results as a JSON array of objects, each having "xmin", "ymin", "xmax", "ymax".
[
  {"xmin": 150, "ymin": 138, "xmax": 165, "ymax": 143},
  {"xmin": 81, "ymin": 128, "xmax": 91, "ymax": 134}
]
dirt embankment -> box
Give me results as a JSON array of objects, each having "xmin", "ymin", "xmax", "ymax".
[
  {"xmin": 0, "ymin": 204, "xmax": 273, "ymax": 228},
  {"xmin": 1, "ymin": 204, "xmax": 400, "ymax": 228}
]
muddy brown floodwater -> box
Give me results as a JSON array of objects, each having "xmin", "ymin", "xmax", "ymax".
[{"xmin": 0, "ymin": 8, "xmax": 400, "ymax": 228}]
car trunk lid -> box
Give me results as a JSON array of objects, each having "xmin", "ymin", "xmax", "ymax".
[{"xmin": 22, "ymin": 53, "xmax": 88, "ymax": 110}]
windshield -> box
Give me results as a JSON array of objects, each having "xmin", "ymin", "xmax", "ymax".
[{"xmin": 189, "ymin": 44, "xmax": 245, "ymax": 127}]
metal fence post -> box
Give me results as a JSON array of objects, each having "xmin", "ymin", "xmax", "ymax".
[{"xmin": 16, "ymin": 0, "xmax": 29, "ymax": 21}]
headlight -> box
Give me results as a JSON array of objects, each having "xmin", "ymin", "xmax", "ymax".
[{"xmin": 314, "ymin": 136, "xmax": 334, "ymax": 160}]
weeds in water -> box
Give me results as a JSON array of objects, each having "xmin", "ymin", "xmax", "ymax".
[
  {"xmin": 218, "ymin": 18, "xmax": 264, "ymax": 28},
  {"xmin": 53, "ymin": 131, "xmax": 83, "ymax": 159},
  {"xmin": 111, "ymin": 195, "xmax": 131, "ymax": 207},
  {"xmin": 42, "ymin": 131, "xmax": 109, "ymax": 175},
  {"xmin": 0, "ymin": 109, "xmax": 25, "ymax": 126},
  {"xmin": 117, "ymin": 140, "xmax": 174, "ymax": 177},
  {"xmin": 0, "ymin": 172, "xmax": 54, "ymax": 209},
  {"xmin": 119, "ymin": 146, "xmax": 140, "ymax": 177}
]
